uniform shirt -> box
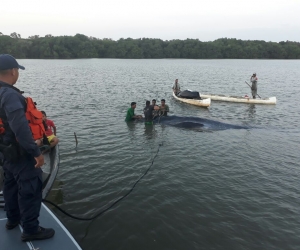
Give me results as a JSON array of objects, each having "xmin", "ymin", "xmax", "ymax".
[
  {"xmin": 0, "ymin": 81, "xmax": 40, "ymax": 157},
  {"xmin": 125, "ymin": 107, "xmax": 135, "ymax": 121},
  {"xmin": 45, "ymin": 119, "xmax": 55, "ymax": 137}
]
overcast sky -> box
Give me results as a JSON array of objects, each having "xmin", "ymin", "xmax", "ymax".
[{"xmin": 2, "ymin": 0, "xmax": 300, "ymax": 42}]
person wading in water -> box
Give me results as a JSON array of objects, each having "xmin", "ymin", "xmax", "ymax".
[{"xmin": 143, "ymin": 100, "xmax": 160, "ymax": 125}]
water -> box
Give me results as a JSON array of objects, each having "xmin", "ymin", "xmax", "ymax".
[{"xmin": 17, "ymin": 59, "xmax": 300, "ymax": 250}]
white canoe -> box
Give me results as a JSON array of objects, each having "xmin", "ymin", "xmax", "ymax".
[
  {"xmin": 173, "ymin": 91, "xmax": 211, "ymax": 107},
  {"xmin": 200, "ymin": 93, "xmax": 276, "ymax": 105}
]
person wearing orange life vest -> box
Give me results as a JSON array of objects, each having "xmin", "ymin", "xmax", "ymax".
[{"xmin": 0, "ymin": 54, "xmax": 55, "ymax": 242}]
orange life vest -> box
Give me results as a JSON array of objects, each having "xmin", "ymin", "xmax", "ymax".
[
  {"xmin": 0, "ymin": 97, "xmax": 46, "ymax": 141},
  {"xmin": 25, "ymin": 97, "xmax": 46, "ymax": 141}
]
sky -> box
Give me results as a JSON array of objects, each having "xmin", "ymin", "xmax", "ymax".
[{"xmin": 2, "ymin": 0, "xmax": 300, "ymax": 42}]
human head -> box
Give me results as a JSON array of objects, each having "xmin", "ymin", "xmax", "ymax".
[
  {"xmin": 161, "ymin": 99, "xmax": 165, "ymax": 105},
  {"xmin": 0, "ymin": 54, "xmax": 25, "ymax": 71},
  {"xmin": 175, "ymin": 79, "xmax": 178, "ymax": 83},
  {"xmin": 146, "ymin": 100, "xmax": 150, "ymax": 106},
  {"xmin": 0, "ymin": 54, "xmax": 25, "ymax": 85},
  {"xmin": 253, "ymin": 73, "xmax": 256, "ymax": 76},
  {"xmin": 41, "ymin": 111, "xmax": 47, "ymax": 120},
  {"xmin": 152, "ymin": 99, "xmax": 156, "ymax": 105},
  {"xmin": 131, "ymin": 102, "xmax": 136, "ymax": 109}
]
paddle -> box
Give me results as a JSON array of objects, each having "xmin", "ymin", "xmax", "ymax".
[{"xmin": 245, "ymin": 81, "xmax": 261, "ymax": 99}]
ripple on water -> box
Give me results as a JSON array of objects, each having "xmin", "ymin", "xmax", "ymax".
[{"xmin": 16, "ymin": 59, "xmax": 300, "ymax": 250}]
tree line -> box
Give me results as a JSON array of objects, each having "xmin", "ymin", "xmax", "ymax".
[{"xmin": 1, "ymin": 32, "xmax": 300, "ymax": 59}]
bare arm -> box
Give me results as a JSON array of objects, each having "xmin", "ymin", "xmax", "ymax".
[{"xmin": 53, "ymin": 126, "xmax": 57, "ymax": 136}]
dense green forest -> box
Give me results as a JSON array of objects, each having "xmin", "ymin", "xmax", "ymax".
[{"xmin": 1, "ymin": 32, "xmax": 300, "ymax": 59}]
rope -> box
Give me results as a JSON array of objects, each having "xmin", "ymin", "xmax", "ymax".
[{"xmin": 43, "ymin": 142, "xmax": 163, "ymax": 221}]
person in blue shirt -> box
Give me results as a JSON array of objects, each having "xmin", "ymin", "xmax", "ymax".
[{"xmin": 0, "ymin": 54, "xmax": 55, "ymax": 241}]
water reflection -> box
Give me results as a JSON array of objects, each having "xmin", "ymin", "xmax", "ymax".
[
  {"xmin": 125, "ymin": 121, "xmax": 137, "ymax": 131},
  {"xmin": 247, "ymin": 104, "xmax": 256, "ymax": 118},
  {"xmin": 47, "ymin": 179, "xmax": 64, "ymax": 206},
  {"xmin": 144, "ymin": 124, "xmax": 157, "ymax": 139}
]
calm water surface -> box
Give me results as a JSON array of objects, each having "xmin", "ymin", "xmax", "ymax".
[{"xmin": 18, "ymin": 59, "xmax": 300, "ymax": 250}]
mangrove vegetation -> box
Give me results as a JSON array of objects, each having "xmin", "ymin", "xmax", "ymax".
[{"xmin": 1, "ymin": 32, "xmax": 300, "ymax": 59}]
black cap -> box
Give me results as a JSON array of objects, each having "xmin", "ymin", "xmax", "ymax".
[{"xmin": 0, "ymin": 54, "xmax": 25, "ymax": 70}]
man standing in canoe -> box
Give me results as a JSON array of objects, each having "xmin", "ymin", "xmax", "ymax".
[
  {"xmin": 172, "ymin": 79, "xmax": 180, "ymax": 96},
  {"xmin": 250, "ymin": 73, "xmax": 258, "ymax": 99}
]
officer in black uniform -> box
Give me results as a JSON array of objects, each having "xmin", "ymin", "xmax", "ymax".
[{"xmin": 0, "ymin": 54, "xmax": 55, "ymax": 241}]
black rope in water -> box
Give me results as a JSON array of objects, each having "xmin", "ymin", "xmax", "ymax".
[{"xmin": 43, "ymin": 142, "xmax": 163, "ymax": 221}]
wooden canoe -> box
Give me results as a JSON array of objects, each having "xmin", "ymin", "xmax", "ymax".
[
  {"xmin": 200, "ymin": 93, "xmax": 276, "ymax": 105},
  {"xmin": 173, "ymin": 91, "xmax": 211, "ymax": 107}
]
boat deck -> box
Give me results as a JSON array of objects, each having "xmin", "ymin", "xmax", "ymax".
[
  {"xmin": 0, "ymin": 203, "xmax": 81, "ymax": 250},
  {"xmin": 0, "ymin": 146, "xmax": 82, "ymax": 250}
]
